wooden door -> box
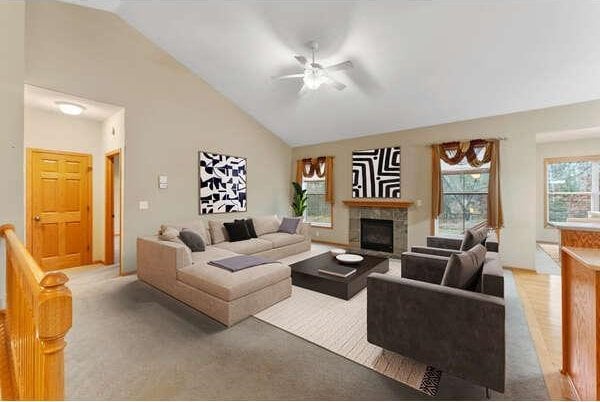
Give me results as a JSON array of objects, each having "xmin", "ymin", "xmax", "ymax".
[{"xmin": 28, "ymin": 149, "xmax": 92, "ymax": 270}]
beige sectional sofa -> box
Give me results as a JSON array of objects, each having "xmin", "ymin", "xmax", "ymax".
[{"xmin": 137, "ymin": 215, "xmax": 310, "ymax": 326}]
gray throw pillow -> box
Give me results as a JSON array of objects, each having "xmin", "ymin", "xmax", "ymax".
[
  {"xmin": 441, "ymin": 244, "xmax": 487, "ymax": 290},
  {"xmin": 179, "ymin": 229, "xmax": 206, "ymax": 252},
  {"xmin": 460, "ymin": 227, "xmax": 488, "ymax": 251},
  {"xmin": 278, "ymin": 217, "xmax": 302, "ymax": 234}
]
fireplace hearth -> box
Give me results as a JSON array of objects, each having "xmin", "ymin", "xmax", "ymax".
[{"xmin": 361, "ymin": 218, "xmax": 393, "ymax": 253}]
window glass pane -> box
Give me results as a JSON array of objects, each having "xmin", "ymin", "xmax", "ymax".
[
  {"xmin": 438, "ymin": 193, "xmax": 487, "ymax": 235},
  {"xmin": 548, "ymin": 194, "xmax": 591, "ymax": 222},
  {"xmin": 303, "ymin": 178, "xmax": 332, "ymax": 226},
  {"xmin": 547, "ymin": 161, "xmax": 592, "ymax": 193},
  {"xmin": 438, "ymin": 154, "xmax": 489, "ymax": 235},
  {"xmin": 442, "ymin": 172, "xmax": 489, "ymax": 193}
]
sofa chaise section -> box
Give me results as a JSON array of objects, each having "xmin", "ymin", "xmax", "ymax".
[
  {"xmin": 137, "ymin": 237, "xmax": 292, "ymax": 326},
  {"xmin": 136, "ymin": 216, "xmax": 310, "ymax": 326}
]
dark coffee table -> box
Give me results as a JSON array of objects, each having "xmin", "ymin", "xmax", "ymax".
[{"xmin": 290, "ymin": 252, "xmax": 389, "ymax": 300}]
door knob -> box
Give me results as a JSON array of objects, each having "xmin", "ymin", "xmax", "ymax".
[{"xmin": 34, "ymin": 215, "xmax": 41, "ymax": 221}]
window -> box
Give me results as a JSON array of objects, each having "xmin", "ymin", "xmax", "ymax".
[
  {"xmin": 303, "ymin": 175, "xmax": 332, "ymax": 227},
  {"xmin": 437, "ymin": 158, "xmax": 490, "ymax": 235},
  {"xmin": 545, "ymin": 157, "xmax": 600, "ymax": 224}
]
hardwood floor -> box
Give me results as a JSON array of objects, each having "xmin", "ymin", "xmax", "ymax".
[{"xmin": 512, "ymin": 269, "xmax": 577, "ymax": 400}]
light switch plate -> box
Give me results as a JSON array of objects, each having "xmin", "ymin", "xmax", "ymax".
[
  {"xmin": 139, "ymin": 201, "xmax": 149, "ymax": 210},
  {"xmin": 158, "ymin": 175, "xmax": 168, "ymax": 189}
]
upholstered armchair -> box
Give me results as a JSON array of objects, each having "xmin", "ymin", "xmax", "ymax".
[
  {"xmin": 410, "ymin": 227, "xmax": 499, "ymax": 258},
  {"xmin": 367, "ymin": 250, "xmax": 505, "ymax": 394}
]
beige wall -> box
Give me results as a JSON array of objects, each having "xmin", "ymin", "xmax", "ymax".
[
  {"xmin": 24, "ymin": 106, "xmax": 106, "ymax": 261},
  {"xmin": 293, "ymin": 100, "xmax": 600, "ymax": 269},
  {"xmin": 0, "ymin": 1, "xmax": 25, "ymax": 308},
  {"xmin": 24, "ymin": 1, "xmax": 291, "ymax": 273},
  {"xmin": 536, "ymin": 138, "xmax": 600, "ymax": 243}
]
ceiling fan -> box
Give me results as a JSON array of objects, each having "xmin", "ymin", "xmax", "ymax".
[{"xmin": 272, "ymin": 41, "xmax": 353, "ymax": 93}]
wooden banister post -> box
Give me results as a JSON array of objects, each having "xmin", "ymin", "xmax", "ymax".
[{"xmin": 35, "ymin": 272, "xmax": 72, "ymax": 400}]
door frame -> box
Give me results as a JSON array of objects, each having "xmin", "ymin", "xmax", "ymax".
[
  {"xmin": 26, "ymin": 148, "xmax": 93, "ymax": 267},
  {"xmin": 104, "ymin": 149, "xmax": 123, "ymax": 274}
]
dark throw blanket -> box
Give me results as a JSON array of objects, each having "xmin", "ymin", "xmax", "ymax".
[{"xmin": 208, "ymin": 255, "xmax": 276, "ymax": 272}]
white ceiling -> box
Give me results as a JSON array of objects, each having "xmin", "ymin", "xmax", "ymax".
[
  {"xmin": 537, "ymin": 126, "xmax": 600, "ymax": 144},
  {"xmin": 62, "ymin": 0, "xmax": 600, "ymax": 146},
  {"xmin": 25, "ymin": 84, "xmax": 123, "ymax": 121}
]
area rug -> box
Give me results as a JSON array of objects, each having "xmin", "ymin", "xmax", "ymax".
[
  {"xmin": 538, "ymin": 243, "xmax": 560, "ymax": 265},
  {"xmin": 254, "ymin": 264, "xmax": 442, "ymax": 396}
]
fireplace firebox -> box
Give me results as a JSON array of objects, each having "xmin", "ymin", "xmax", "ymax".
[{"xmin": 360, "ymin": 218, "xmax": 394, "ymax": 253}]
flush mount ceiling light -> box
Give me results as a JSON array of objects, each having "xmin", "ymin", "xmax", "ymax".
[
  {"xmin": 272, "ymin": 41, "xmax": 353, "ymax": 93},
  {"xmin": 55, "ymin": 101, "xmax": 86, "ymax": 116}
]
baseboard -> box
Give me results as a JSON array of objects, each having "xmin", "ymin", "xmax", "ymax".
[
  {"xmin": 504, "ymin": 265, "xmax": 537, "ymax": 273},
  {"xmin": 312, "ymin": 239, "xmax": 350, "ymax": 248}
]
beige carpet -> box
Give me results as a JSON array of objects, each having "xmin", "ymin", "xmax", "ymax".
[
  {"xmin": 254, "ymin": 260, "xmax": 441, "ymax": 396},
  {"xmin": 537, "ymin": 243, "xmax": 560, "ymax": 265}
]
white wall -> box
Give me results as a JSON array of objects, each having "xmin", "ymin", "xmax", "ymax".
[
  {"xmin": 293, "ymin": 101, "xmax": 600, "ymax": 270},
  {"xmin": 24, "ymin": 106, "xmax": 106, "ymax": 261},
  {"xmin": 25, "ymin": 1, "xmax": 292, "ymax": 273},
  {"xmin": 536, "ymin": 138, "xmax": 600, "ymax": 243},
  {"xmin": 0, "ymin": 1, "xmax": 25, "ymax": 308}
]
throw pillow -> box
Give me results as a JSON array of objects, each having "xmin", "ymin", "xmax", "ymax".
[
  {"xmin": 441, "ymin": 244, "xmax": 487, "ymax": 290},
  {"xmin": 178, "ymin": 229, "xmax": 206, "ymax": 252},
  {"xmin": 224, "ymin": 221, "xmax": 251, "ymax": 242},
  {"xmin": 253, "ymin": 215, "xmax": 281, "ymax": 236},
  {"xmin": 278, "ymin": 217, "xmax": 302, "ymax": 234},
  {"xmin": 460, "ymin": 226, "xmax": 488, "ymax": 251},
  {"xmin": 235, "ymin": 219, "xmax": 257, "ymax": 238},
  {"xmin": 159, "ymin": 225, "xmax": 180, "ymax": 242},
  {"xmin": 208, "ymin": 220, "xmax": 229, "ymax": 244}
]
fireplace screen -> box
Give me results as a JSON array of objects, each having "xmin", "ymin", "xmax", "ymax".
[{"xmin": 360, "ymin": 218, "xmax": 394, "ymax": 253}]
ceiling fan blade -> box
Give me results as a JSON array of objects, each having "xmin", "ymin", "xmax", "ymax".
[
  {"xmin": 272, "ymin": 73, "xmax": 304, "ymax": 80},
  {"xmin": 324, "ymin": 76, "xmax": 346, "ymax": 91},
  {"xmin": 294, "ymin": 55, "xmax": 308, "ymax": 66},
  {"xmin": 324, "ymin": 60, "xmax": 353, "ymax": 72},
  {"xmin": 298, "ymin": 84, "xmax": 309, "ymax": 96}
]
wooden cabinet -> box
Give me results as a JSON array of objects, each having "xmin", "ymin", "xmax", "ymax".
[{"xmin": 556, "ymin": 223, "xmax": 600, "ymax": 400}]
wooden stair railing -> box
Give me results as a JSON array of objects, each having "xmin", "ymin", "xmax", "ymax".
[{"xmin": 0, "ymin": 224, "xmax": 72, "ymax": 400}]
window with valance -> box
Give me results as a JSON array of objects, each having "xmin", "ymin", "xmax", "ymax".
[
  {"xmin": 432, "ymin": 139, "xmax": 503, "ymax": 234},
  {"xmin": 296, "ymin": 156, "xmax": 334, "ymax": 227}
]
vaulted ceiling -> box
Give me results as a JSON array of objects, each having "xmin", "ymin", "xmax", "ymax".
[{"xmin": 62, "ymin": 0, "xmax": 600, "ymax": 146}]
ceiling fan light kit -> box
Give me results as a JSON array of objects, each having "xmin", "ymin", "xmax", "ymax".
[{"xmin": 273, "ymin": 41, "xmax": 353, "ymax": 93}]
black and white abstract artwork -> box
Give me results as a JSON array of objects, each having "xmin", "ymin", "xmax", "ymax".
[
  {"xmin": 199, "ymin": 151, "xmax": 247, "ymax": 214},
  {"xmin": 352, "ymin": 147, "xmax": 401, "ymax": 198}
]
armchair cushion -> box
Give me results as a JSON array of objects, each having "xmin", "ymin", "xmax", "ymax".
[
  {"xmin": 441, "ymin": 244, "xmax": 486, "ymax": 290},
  {"xmin": 400, "ymin": 252, "xmax": 448, "ymax": 284},
  {"xmin": 460, "ymin": 226, "xmax": 488, "ymax": 251}
]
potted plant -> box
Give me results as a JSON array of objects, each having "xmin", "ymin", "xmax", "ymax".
[{"xmin": 291, "ymin": 182, "xmax": 307, "ymax": 217}]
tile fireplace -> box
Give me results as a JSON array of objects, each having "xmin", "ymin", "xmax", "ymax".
[{"xmin": 344, "ymin": 199, "xmax": 412, "ymax": 258}]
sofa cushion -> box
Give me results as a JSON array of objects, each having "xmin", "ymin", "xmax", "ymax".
[
  {"xmin": 177, "ymin": 248, "xmax": 290, "ymax": 301},
  {"xmin": 224, "ymin": 221, "xmax": 251, "ymax": 242},
  {"xmin": 179, "ymin": 229, "xmax": 206, "ymax": 252},
  {"xmin": 259, "ymin": 232, "xmax": 305, "ymax": 248},
  {"xmin": 235, "ymin": 218, "xmax": 258, "ymax": 238},
  {"xmin": 166, "ymin": 221, "xmax": 212, "ymax": 246},
  {"xmin": 253, "ymin": 215, "xmax": 281, "ymax": 236},
  {"xmin": 278, "ymin": 217, "xmax": 302, "ymax": 234},
  {"xmin": 441, "ymin": 244, "xmax": 487, "ymax": 290},
  {"xmin": 209, "ymin": 220, "xmax": 229, "ymax": 244},
  {"xmin": 460, "ymin": 227, "xmax": 488, "ymax": 251},
  {"xmin": 213, "ymin": 238, "xmax": 273, "ymax": 255}
]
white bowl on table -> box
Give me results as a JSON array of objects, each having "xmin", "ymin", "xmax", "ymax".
[
  {"xmin": 335, "ymin": 254, "xmax": 364, "ymax": 264},
  {"xmin": 330, "ymin": 248, "xmax": 346, "ymax": 257}
]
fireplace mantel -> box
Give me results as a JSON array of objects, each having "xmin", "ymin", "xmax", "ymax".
[{"xmin": 343, "ymin": 199, "xmax": 414, "ymax": 209}]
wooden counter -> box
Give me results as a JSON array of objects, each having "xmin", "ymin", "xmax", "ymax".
[{"xmin": 554, "ymin": 222, "xmax": 600, "ymax": 400}]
